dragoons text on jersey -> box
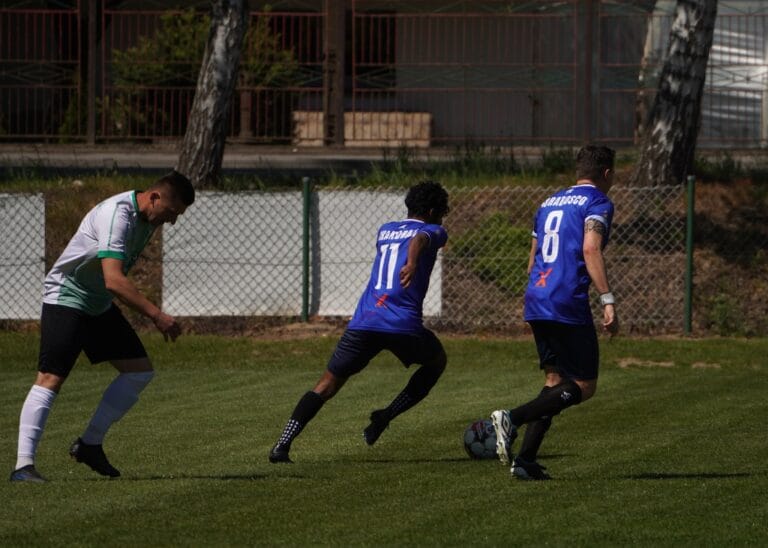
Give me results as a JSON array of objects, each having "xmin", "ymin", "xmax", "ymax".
[
  {"xmin": 348, "ymin": 219, "xmax": 448, "ymax": 334},
  {"xmin": 43, "ymin": 191, "xmax": 154, "ymax": 316},
  {"xmin": 524, "ymin": 184, "xmax": 614, "ymax": 325}
]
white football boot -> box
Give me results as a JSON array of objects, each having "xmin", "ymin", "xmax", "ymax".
[{"xmin": 490, "ymin": 409, "xmax": 518, "ymax": 465}]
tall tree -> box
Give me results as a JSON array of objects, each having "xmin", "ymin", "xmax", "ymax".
[
  {"xmin": 177, "ymin": 1, "xmax": 249, "ymax": 187},
  {"xmin": 631, "ymin": 0, "xmax": 718, "ymax": 186}
]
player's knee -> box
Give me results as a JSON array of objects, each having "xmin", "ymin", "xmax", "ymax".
[
  {"xmin": 576, "ymin": 380, "xmax": 597, "ymax": 402},
  {"xmin": 35, "ymin": 372, "xmax": 65, "ymax": 393},
  {"xmin": 428, "ymin": 348, "xmax": 447, "ymax": 374},
  {"xmin": 313, "ymin": 373, "xmax": 346, "ymax": 401}
]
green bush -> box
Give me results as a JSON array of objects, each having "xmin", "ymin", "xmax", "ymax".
[
  {"xmin": 94, "ymin": 7, "xmax": 298, "ymax": 137},
  {"xmin": 695, "ymin": 153, "xmax": 743, "ymax": 182},
  {"xmin": 451, "ymin": 213, "xmax": 531, "ymax": 295}
]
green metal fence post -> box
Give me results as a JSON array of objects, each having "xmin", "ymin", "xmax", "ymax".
[
  {"xmin": 684, "ymin": 175, "xmax": 695, "ymax": 335},
  {"xmin": 301, "ymin": 177, "xmax": 311, "ymax": 322}
]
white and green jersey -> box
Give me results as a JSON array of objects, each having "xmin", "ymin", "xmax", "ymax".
[{"xmin": 43, "ymin": 190, "xmax": 154, "ymax": 315}]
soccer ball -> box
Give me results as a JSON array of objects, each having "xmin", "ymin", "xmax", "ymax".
[{"xmin": 463, "ymin": 419, "xmax": 498, "ymax": 460}]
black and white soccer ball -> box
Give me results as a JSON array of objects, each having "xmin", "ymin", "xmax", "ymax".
[{"xmin": 463, "ymin": 419, "xmax": 498, "ymax": 460}]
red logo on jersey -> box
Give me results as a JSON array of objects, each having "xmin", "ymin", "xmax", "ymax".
[
  {"xmin": 535, "ymin": 268, "xmax": 553, "ymax": 287},
  {"xmin": 375, "ymin": 294, "xmax": 389, "ymax": 307}
]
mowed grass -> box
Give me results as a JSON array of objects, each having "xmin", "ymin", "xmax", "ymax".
[{"xmin": 1, "ymin": 332, "xmax": 766, "ymax": 546}]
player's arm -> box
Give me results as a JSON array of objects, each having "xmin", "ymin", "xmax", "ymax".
[
  {"xmin": 399, "ymin": 232, "xmax": 430, "ymax": 288},
  {"xmin": 101, "ymin": 257, "xmax": 181, "ymax": 341},
  {"xmin": 527, "ymin": 237, "xmax": 537, "ymax": 275},
  {"xmin": 583, "ymin": 219, "xmax": 619, "ymax": 335}
]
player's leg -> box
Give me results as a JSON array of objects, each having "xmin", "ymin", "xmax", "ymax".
[
  {"xmin": 492, "ymin": 323, "xmax": 556, "ymax": 466},
  {"xmin": 269, "ymin": 330, "xmax": 379, "ymax": 463},
  {"xmin": 269, "ymin": 370, "xmax": 347, "ymax": 463},
  {"xmin": 364, "ymin": 329, "xmax": 447, "ymax": 446},
  {"xmin": 509, "ymin": 322, "xmax": 599, "ymax": 480},
  {"xmin": 71, "ymin": 305, "xmax": 150, "ymax": 478},
  {"xmin": 10, "ymin": 304, "xmax": 82, "ymax": 482},
  {"xmin": 516, "ymin": 375, "xmax": 597, "ymax": 468}
]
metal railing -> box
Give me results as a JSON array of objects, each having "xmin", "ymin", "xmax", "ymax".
[{"xmin": 1, "ymin": 1, "xmax": 767, "ymax": 147}]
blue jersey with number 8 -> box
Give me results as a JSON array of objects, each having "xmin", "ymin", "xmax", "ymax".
[
  {"xmin": 348, "ymin": 219, "xmax": 448, "ymax": 334},
  {"xmin": 524, "ymin": 184, "xmax": 614, "ymax": 325}
]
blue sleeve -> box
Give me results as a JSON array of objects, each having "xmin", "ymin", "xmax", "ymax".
[
  {"xmin": 419, "ymin": 224, "xmax": 448, "ymax": 249},
  {"xmin": 585, "ymin": 196, "xmax": 614, "ymax": 230}
]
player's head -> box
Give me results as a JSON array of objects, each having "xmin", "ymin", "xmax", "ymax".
[
  {"xmin": 405, "ymin": 180, "xmax": 449, "ymax": 225},
  {"xmin": 153, "ymin": 170, "xmax": 195, "ymax": 206},
  {"xmin": 576, "ymin": 145, "xmax": 615, "ymax": 189},
  {"xmin": 143, "ymin": 170, "xmax": 195, "ymax": 226}
]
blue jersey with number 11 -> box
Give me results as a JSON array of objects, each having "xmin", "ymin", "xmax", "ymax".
[
  {"xmin": 524, "ymin": 184, "xmax": 614, "ymax": 325},
  {"xmin": 348, "ymin": 219, "xmax": 448, "ymax": 334}
]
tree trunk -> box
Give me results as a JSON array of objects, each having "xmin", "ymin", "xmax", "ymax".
[
  {"xmin": 631, "ymin": 0, "xmax": 718, "ymax": 186},
  {"xmin": 176, "ymin": 1, "xmax": 249, "ymax": 187},
  {"xmin": 635, "ymin": 0, "xmax": 672, "ymax": 144}
]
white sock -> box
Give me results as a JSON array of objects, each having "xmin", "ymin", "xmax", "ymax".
[
  {"xmin": 16, "ymin": 385, "xmax": 57, "ymax": 470},
  {"xmin": 81, "ymin": 371, "xmax": 154, "ymax": 445}
]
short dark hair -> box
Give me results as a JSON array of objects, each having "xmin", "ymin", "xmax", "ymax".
[
  {"xmin": 405, "ymin": 180, "xmax": 449, "ymax": 218},
  {"xmin": 151, "ymin": 170, "xmax": 195, "ymax": 205},
  {"xmin": 575, "ymin": 145, "xmax": 615, "ymax": 182}
]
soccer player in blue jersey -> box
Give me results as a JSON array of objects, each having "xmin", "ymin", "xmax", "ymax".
[
  {"xmin": 491, "ymin": 145, "xmax": 619, "ymax": 480},
  {"xmin": 9, "ymin": 172, "xmax": 195, "ymax": 482},
  {"xmin": 269, "ymin": 181, "xmax": 449, "ymax": 463}
]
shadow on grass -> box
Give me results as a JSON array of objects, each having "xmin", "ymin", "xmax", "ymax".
[
  {"xmin": 363, "ymin": 457, "xmax": 471, "ymax": 464},
  {"xmin": 624, "ymin": 472, "xmax": 753, "ymax": 480},
  {"xmin": 356, "ymin": 453, "xmax": 573, "ymax": 465},
  {"xmin": 68, "ymin": 472, "xmax": 308, "ymax": 481}
]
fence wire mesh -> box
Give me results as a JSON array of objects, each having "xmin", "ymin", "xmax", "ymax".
[
  {"xmin": 0, "ymin": 193, "xmax": 45, "ymax": 320},
  {"xmin": 8, "ymin": 183, "xmax": 765, "ymax": 336},
  {"xmin": 159, "ymin": 185, "xmax": 686, "ymax": 334},
  {"xmin": 437, "ymin": 185, "xmax": 686, "ymax": 333}
]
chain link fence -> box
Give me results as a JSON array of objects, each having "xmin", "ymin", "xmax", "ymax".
[
  {"xmin": 0, "ymin": 193, "xmax": 45, "ymax": 320},
  {"xmin": 4, "ymin": 183, "xmax": 764, "ymax": 336}
]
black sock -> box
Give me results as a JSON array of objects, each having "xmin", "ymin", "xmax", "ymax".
[
  {"xmin": 383, "ymin": 363, "xmax": 444, "ymax": 421},
  {"xmin": 275, "ymin": 391, "xmax": 325, "ymax": 450},
  {"xmin": 518, "ymin": 386, "xmax": 556, "ymax": 461},
  {"xmin": 509, "ymin": 380, "xmax": 582, "ymax": 427},
  {"xmin": 518, "ymin": 417, "xmax": 553, "ymax": 462}
]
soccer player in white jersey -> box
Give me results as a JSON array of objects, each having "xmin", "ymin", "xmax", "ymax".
[
  {"xmin": 269, "ymin": 181, "xmax": 449, "ymax": 463},
  {"xmin": 9, "ymin": 171, "xmax": 195, "ymax": 482},
  {"xmin": 491, "ymin": 145, "xmax": 619, "ymax": 480}
]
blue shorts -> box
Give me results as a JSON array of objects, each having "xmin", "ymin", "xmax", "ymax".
[
  {"xmin": 38, "ymin": 303, "xmax": 148, "ymax": 378},
  {"xmin": 327, "ymin": 328, "xmax": 445, "ymax": 378},
  {"xmin": 529, "ymin": 320, "xmax": 599, "ymax": 381}
]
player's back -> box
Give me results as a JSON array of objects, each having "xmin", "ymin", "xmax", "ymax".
[
  {"xmin": 524, "ymin": 184, "xmax": 613, "ymax": 325},
  {"xmin": 348, "ymin": 219, "xmax": 447, "ymax": 334}
]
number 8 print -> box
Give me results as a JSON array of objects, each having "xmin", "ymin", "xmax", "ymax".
[{"xmin": 541, "ymin": 210, "xmax": 563, "ymax": 263}]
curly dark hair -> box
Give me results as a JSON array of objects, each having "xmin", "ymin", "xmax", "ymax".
[
  {"xmin": 405, "ymin": 180, "xmax": 449, "ymax": 218},
  {"xmin": 575, "ymin": 145, "xmax": 615, "ymax": 183}
]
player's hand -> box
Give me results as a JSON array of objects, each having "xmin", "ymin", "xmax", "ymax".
[
  {"xmin": 399, "ymin": 263, "xmax": 416, "ymax": 288},
  {"xmin": 603, "ymin": 304, "xmax": 619, "ymax": 337},
  {"xmin": 153, "ymin": 311, "xmax": 181, "ymax": 342}
]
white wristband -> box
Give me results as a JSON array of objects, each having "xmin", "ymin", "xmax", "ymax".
[{"xmin": 599, "ymin": 292, "xmax": 615, "ymax": 306}]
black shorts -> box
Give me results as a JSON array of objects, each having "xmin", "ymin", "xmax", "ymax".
[
  {"xmin": 529, "ymin": 320, "xmax": 599, "ymax": 381},
  {"xmin": 327, "ymin": 328, "xmax": 445, "ymax": 378},
  {"xmin": 38, "ymin": 303, "xmax": 148, "ymax": 378}
]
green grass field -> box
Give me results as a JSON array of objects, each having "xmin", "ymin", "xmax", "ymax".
[{"xmin": 1, "ymin": 333, "xmax": 766, "ymax": 545}]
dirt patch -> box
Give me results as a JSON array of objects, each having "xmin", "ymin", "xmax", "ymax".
[
  {"xmin": 691, "ymin": 362, "xmax": 722, "ymax": 369},
  {"xmin": 618, "ymin": 358, "xmax": 675, "ymax": 369}
]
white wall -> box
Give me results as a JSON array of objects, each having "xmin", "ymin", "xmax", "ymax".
[
  {"xmin": 163, "ymin": 190, "xmax": 443, "ymax": 317},
  {"xmin": 0, "ymin": 194, "xmax": 45, "ymax": 319}
]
